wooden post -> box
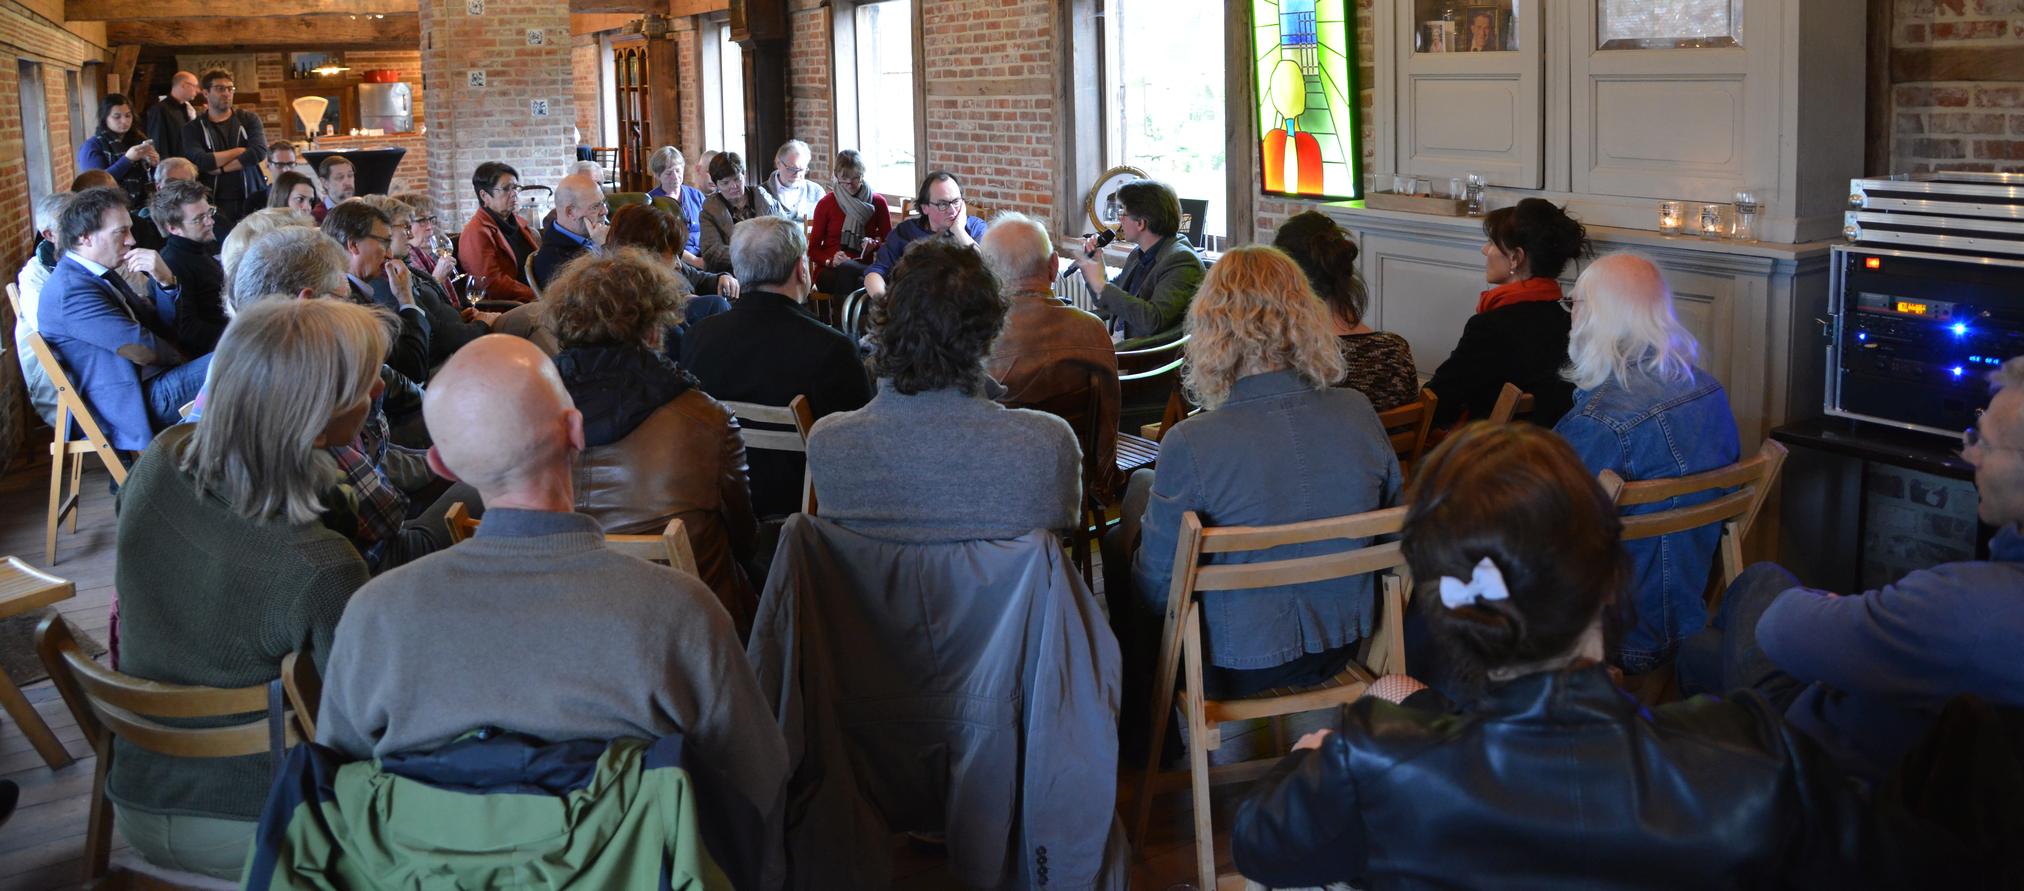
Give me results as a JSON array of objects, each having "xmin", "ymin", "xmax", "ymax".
[
  {"xmin": 731, "ymin": 0, "xmax": 787, "ymax": 170},
  {"xmin": 109, "ymin": 45, "xmax": 139, "ymax": 99}
]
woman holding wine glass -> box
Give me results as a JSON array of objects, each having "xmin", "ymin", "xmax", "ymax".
[{"xmin": 394, "ymin": 191, "xmax": 463, "ymax": 295}]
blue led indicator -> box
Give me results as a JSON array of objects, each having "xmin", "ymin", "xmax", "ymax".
[
  {"xmin": 1953, "ymin": 366, "xmax": 1966, "ymax": 378},
  {"xmin": 1953, "ymin": 323, "xmax": 1969, "ymax": 337},
  {"xmin": 1857, "ymin": 332, "xmax": 1868, "ymax": 341},
  {"xmin": 1972, "ymin": 355, "xmax": 1983, "ymax": 363}
]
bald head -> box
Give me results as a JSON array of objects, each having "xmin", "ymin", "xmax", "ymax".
[
  {"xmin": 555, "ymin": 173, "xmax": 606, "ymax": 236},
  {"xmin": 981, "ymin": 211, "xmax": 1056, "ymax": 292},
  {"xmin": 424, "ymin": 335, "xmax": 582, "ymax": 499},
  {"xmin": 171, "ymin": 71, "xmax": 199, "ymax": 102}
]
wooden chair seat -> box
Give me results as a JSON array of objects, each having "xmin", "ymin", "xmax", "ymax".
[{"xmin": 445, "ymin": 503, "xmax": 703, "ymax": 571}]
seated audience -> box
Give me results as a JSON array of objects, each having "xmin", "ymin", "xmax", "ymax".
[
  {"xmin": 360, "ymin": 194, "xmax": 492, "ymax": 367},
  {"xmin": 1553, "ymin": 253, "xmax": 1738, "ymax": 674},
  {"xmin": 645, "ymin": 144, "xmax": 708, "ymax": 264},
  {"xmin": 605, "ymin": 203, "xmax": 731, "ymax": 361},
  {"xmin": 14, "ymin": 192, "xmax": 69, "ymax": 426},
  {"xmin": 218, "ymin": 207, "xmax": 316, "ymax": 306},
  {"xmin": 268, "ymin": 169, "xmax": 319, "ymax": 216},
  {"xmin": 314, "ymin": 334, "xmax": 788, "ymax": 882},
  {"xmin": 323, "ymin": 200, "xmax": 432, "ymax": 384},
  {"xmin": 547, "ymin": 250, "xmax": 760, "ymax": 630},
  {"xmin": 1273, "ymin": 210, "xmax": 1419, "ymax": 411},
  {"xmin": 1680, "ymin": 357, "xmax": 2024, "ymax": 782},
  {"xmin": 1108, "ymin": 245, "xmax": 1400, "ymax": 732},
  {"xmin": 808, "ymin": 149, "xmax": 891, "ymax": 297},
  {"xmin": 1426, "ymin": 197, "xmax": 1587, "ymax": 428},
  {"xmin": 863, "ymin": 170, "xmax": 987, "ymax": 300},
  {"xmin": 110, "ymin": 297, "xmax": 379, "ymax": 880},
  {"xmin": 37, "ymin": 186, "xmax": 210, "ymax": 452},
  {"xmin": 1074, "ymin": 179, "xmax": 1205, "ymax": 347},
  {"xmin": 151, "ymin": 179, "xmax": 227, "ymax": 356},
  {"xmin": 530, "ymin": 172, "xmax": 608, "ymax": 288},
  {"xmin": 698, "ymin": 151, "xmax": 786, "ymax": 273},
  {"xmin": 316, "ymin": 154, "xmax": 356, "ymax": 223},
  {"xmin": 684, "ymin": 216, "xmax": 873, "ymax": 518},
  {"xmin": 981, "ymin": 212, "xmax": 1118, "ymax": 496},
  {"xmin": 808, "ymin": 238, "xmax": 1080, "ymax": 541},
  {"xmin": 764, "ymin": 139, "xmax": 826, "ymax": 222},
  {"xmin": 457, "ymin": 160, "xmax": 539, "ymax": 303},
  {"xmin": 394, "ymin": 190, "xmax": 460, "ymax": 293},
  {"xmin": 1230, "ymin": 422, "xmax": 1887, "ymax": 889}
]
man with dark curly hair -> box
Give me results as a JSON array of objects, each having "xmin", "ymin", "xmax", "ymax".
[{"xmin": 805, "ymin": 238, "xmax": 1083, "ymax": 542}]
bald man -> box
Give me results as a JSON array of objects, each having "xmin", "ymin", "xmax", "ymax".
[
  {"xmin": 315, "ymin": 335, "xmax": 789, "ymax": 883},
  {"xmin": 530, "ymin": 172, "xmax": 608, "ymax": 288},
  {"xmin": 144, "ymin": 71, "xmax": 200, "ymax": 161}
]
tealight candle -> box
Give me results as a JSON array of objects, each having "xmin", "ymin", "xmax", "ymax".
[{"xmin": 1658, "ymin": 200, "xmax": 1684, "ymax": 236}]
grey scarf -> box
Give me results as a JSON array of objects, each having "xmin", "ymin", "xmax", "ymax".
[{"xmin": 834, "ymin": 180, "xmax": 876, "ymax": 254}]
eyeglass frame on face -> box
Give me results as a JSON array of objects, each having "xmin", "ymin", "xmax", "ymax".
[
  {"xmin": 410, "ymin": 215, "xmax": 438, "ymax": 226},
  {"xmin": 486, "ymin": 183, "xmax": 523, "ymax": 195},
  {"xmin": 924, "ymin": 196, "xmax": 964, "ymax": 212}
]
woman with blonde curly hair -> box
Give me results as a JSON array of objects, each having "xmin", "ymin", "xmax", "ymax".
[{"xmin": 1104, "ymin": 245, "xmax": 1403, "ymax": 759}]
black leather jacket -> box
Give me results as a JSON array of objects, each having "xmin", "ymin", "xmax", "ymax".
[{"xmin": 1232, "ymin": 666, "xmax": 1897, "ymax": 890}]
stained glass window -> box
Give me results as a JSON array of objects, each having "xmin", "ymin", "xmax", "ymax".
[{"xmin": 1254, "ymin": 0, "xmax": 1361, "ymax": 199}]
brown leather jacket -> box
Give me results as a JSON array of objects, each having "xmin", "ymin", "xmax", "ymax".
[
  {"xmin": 574, "ymin": 390, "xmax": 761, "ymax": 635},
  {"xmin": 989, "ymin": 290, "xmax": 1121, "ymax": 498}
]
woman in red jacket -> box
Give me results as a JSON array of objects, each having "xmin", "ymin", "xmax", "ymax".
[{"xmin": 807, "ymin": 149, "xmax": 892, "ymax": 297}]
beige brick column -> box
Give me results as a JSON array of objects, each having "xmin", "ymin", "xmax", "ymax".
[{"xmin": 421, "ymin": 0, "xmax": 575, "ymax": 225}]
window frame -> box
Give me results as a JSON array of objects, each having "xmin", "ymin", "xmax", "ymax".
[
  {"xmin": 830, "ymin": 0, "xmax": 924, "ymax": 206},
  {"xmin": 700, "ymin": 15, "xmax": 748, "ymax": 162},
  {"xmin": 19, "ymin": 61, "xmax": 54, "ymax": 212}
]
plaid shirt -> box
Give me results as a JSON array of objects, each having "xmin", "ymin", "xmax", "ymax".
[{"xmin": 328, "ymin": 413, "xmax": 412, "ymax": 569}]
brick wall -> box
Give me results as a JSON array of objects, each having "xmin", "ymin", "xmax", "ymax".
[
  {"xmin": 1890, "ymin": 0, "xmax": 2024, "ymax": 173},
  {"xmin": 788, "ymin": 0, "xmax": 833, "ymax": 181},
  {"xmin": 48, "ymin": 65, "xmax": 73, "ymax": 189},
  {"xmin": 674, "ymin": 19, "xmax": 704, "ymax": 186},
  {"xmin": 918, "ymin": 0, "xmax": 1057, "ymax": 222},
  {"xmin": 420, "ymin": 0, "xmax": 575, "ymax": 226},
  {"xmin": 571, "ymin": 37, "xmax": 600, "ymax": 144}
]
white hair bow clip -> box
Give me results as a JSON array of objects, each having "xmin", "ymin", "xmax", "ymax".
[{"xmin": 1438, "ymin": 557, "xmax": 1510, "ymax": 609}]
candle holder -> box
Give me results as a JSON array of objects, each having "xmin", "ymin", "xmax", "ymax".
[
  {"xmin": 1657, "ymin": 200, "xmax": 1684, "ymax": 236},
  {"xmin": 1731, "ymin": 189, "xmax": 1762, "ymax": 242},
  {"xmin": 1464, "ymin": 173, "xmax": 1487, "ymax": 216},
  {"xmin": 1697, "ymin": 203, "xmax": 1727, "ymax": 240}
]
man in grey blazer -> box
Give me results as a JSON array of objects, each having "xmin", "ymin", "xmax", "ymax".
[{"xmin": 1073, "ymin": 178, "xmax": 1205, "ymax": 348}]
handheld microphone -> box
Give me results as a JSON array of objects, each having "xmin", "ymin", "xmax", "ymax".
[{"xmin": 1083, "ymin": 228, "xmax": 1116, "ymax": 259}]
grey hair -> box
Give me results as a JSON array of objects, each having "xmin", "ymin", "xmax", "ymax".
[
  {"xmin": 981, "ymin": 211, "xmax": 1053, "ymax": 285},
  {"xmin": 355, "ymin": 194, "xmax": 412, "ymax": 227},
  {"xmin": 833, "ymin": 149, "xmax": 866, "ymax": 178},
  {"xmin": 392, "ymin": 191, "xmax": 436, "ymax": 219},
  {"xmin": 228, "ymin": 226, "xmax": 349, "ymax": 314},
  {"xmin": 1994, "ymin": 357, "xmax": 2024, "ymax": 393},
  {"xmin": 730, "ymin": 215, "xmax": 807, "ymax": 287},
  {"xmin": 568, "ymin": 160, "xmax": 603, "ymax": 180},
  {"xmin": 31, "ymin": 191, "xmax": 68, "ymax": 237},
  {"xmin": 775, "ymin": 139, "xmax": 811, "ymax": 163},
  {"xmin": 1562, "ymin": 252, "xmax": 1699, "ymax": 392},
  {"xmin": 647, "ymin": 145, "xmax": 684, "ymax": 176},
  {"xmin": 153, "ymin": 156, "xmax": 197, "ymax": 187},
  {"xmin": 180, "ymin": 298, "xmax": 388, "ymax": 524}
]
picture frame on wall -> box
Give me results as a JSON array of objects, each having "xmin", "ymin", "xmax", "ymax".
[{"xmin": 1251, "ymin": 0, "xmax": 1361, "ymax": 200}]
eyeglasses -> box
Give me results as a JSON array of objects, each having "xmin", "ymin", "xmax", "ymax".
[
  {"xmin": 781, "ymin": 165, "xmax": 808, "ymax": 175},
  {"xmin": 924, "ymin": 197, "xmax": 964, "ymax": 211},
  {"xmin": 363, "ymin": 234, "xmax": 393, "ymax": 248},
  {"xmin": 488, "ymin": 184, "xmax": 523, "ymax": 195},
  {"xmin": 411, "ymin": 215, "xmax": 437, "ymax": 225},
  {"xmin": 836, "ymin": 175, "xmax": 863, "ymax": 186}
]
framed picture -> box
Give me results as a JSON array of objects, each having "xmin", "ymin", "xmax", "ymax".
[
  {"xmin": 1252, "ymin": 0, "xmax": 1361, "ymax": 200},
  {"xmin": 1085, "ymin": 165, "xmax": 1149, "ymax": 233},
  {"xmin": 1461, "ymin": 6, "xmax": 1504, "ymax": 52}
]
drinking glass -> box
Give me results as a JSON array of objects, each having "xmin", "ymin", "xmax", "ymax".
[
  {"xmin": 1464, "ymin": 173, "xmax": 1487, "ymax": 216},
  {"xmin": 1731, "ymin": 189, "xmax": 1762, "ymax": 242},
  {"xmin": 467, "ymin": 274, "xmax": 491, "ymax": 307}
]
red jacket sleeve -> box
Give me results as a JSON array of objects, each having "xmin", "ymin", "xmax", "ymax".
[
  {"xmin": 457, "ymin": 215, "xmax": 536, "ymax": 304},
  {"xmin": 808, "ymin": 195, "xmax": 841, "ymax": 267}
]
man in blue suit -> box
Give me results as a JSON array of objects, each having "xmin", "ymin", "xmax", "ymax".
[{"xmin": 36, "ymin": 186, "xmax": 212, "ymax": 452}]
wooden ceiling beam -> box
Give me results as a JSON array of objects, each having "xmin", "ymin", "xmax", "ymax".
[
  {"xmin": 106, "ymin": 14, "xmax": 418, "ymax": 49},
  {"xmin": 71, "ymin": 0, "xmax": 411, "ymax": 20},
  {"xmin": 568, "ymin": 0, "xmax": 658, "ymax": 13}
]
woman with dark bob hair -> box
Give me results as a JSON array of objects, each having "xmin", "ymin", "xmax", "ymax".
[
  {"xmin": 1272, "ymin": 210, "xmax": 1419, "ymax": 411},
  {"xmin": 1425, "ymin": 197, "xmax": 1589, "ymax": 427},
  {"xmin": 77, "ymin": 93, "xmax": 158, "ymax": 211},
  {"xmin": 806, "ymin": 238, "xmax": 1081, "ymax": 541},
  {"xmin": 696, "ymin": 151, "xmax": 785, "ymax": 273},
  {"xmin": 1228, "ymin": 422, "xmax": 1900, "ymax": 890},
  {"xmin": 268, "ymin": 169, "xmax": 319, "ymax": 215},
  {"xmin": 546, "ymin": 248, "xmax": 761, "ymax": 633},
  {"xmin": 605, "ymin": 202, "xmax": 734, "ymax": 361}
]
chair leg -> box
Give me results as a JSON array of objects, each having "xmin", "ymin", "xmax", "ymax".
[
  {"xmin": 0, "ymin": 667, "xmax": 70, "ymax": 769},
  {"xmin": 1182, "ymin": 608, "xmax": 1216, "ymax": 891},
  {"xmin": 67, "ymin": 451, "xmax": 85, "ymax": 533},
  {"xmin": 83, "ymin": 736, "xmax": 114, "ymax": 883},
  {"xmin": 1133, "ymin": 600, "xmax": 1190, "ymax": 852},
  {"xmin": 46, "ymin": 443, "xmax": 67, "ymax": 566}
]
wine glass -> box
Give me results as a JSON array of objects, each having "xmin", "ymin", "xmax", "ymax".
[
  {"xmin": 466, "ymin": 274, "xmax": 490, "ymax": 308},
  {"xmin": 432, "ymin": 234, "xmax": 456, "ymax": 259}
]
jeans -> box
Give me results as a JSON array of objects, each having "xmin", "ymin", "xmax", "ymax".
[
  {"xmin": 143, "ymin": 354, "xmax": 213, "ymax": 432},
  {"xmin": 113, "ymin": 803, "xmax": 255, "ymax": 880},
  {"xmin": 1674, "ymin": 561, "xmax": 1807, "ymax": 711}
]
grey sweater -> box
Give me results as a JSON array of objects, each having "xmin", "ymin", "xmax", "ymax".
[
  {"xmin": 315, "ymin": 508, "xmax": 789, "ymax": 869},
  {"xmin": 807, "ymin": 381, "xmax": 1082, "ymax": 542}
]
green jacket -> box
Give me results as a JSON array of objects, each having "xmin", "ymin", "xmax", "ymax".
[{"xmin": 244, "ymin": 730, "xmax": 763, "ymax": 890}]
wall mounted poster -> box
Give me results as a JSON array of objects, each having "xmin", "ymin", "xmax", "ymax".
[{"xmin": 1253, "ymin": 0, "xmax": 1360, "ymax": 199}]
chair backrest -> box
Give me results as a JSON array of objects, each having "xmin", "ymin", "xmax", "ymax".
[
  {"xmin": 1145, "ymin": 381, "xmax": 1201, "ymax": 443},
  {"xmin": 838, "ymin": 288, "xmax": 871, "ymax": 340},
  {"xmin": 279, "ymin": 651, "xmax": 321, "ymax": 741},
  {"xmin": 4, "ymin": 281, "xmax": 21, "ymax": 316},
  {"xmin": 25, "ymin": 330, "xmax": 130, "ymax": 484},
  {"xmin": 37, "ymin": 615, "xmax": 298, "ymax": 759},
  {"xmin": 1119, "ymin": 355, "xmax": 1185, "ymax": 423},
  {"xmin": 1375, "ymin": 388, "xmax": 1439, "ymax": 472},
  {"xmin": 523, "ymin": 253, "xmax": 542, "ymax": 299},
  {"xmin": 1487, "ymin": 382, "xmax": 1535, "ymax": 424},
  {"xmin": 1170, "ymin": 506, "xmax": 1408, "ymax": 603},
  {"xmin": 1602, "ymin": 440, "xmax": 1790, "ymax": 545},
  {"xmin": 722, "ymin": 395, "xmax": 818, "ymax": 515},
  {"xmin": 1115, "ymin": 333, "xmax": 1190, "ymax": 375},
  {"xmin": 444, "ymin": 503, "xmax": 701, "ymax": 572}
]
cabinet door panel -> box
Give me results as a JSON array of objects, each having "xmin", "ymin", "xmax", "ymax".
[
  {"xmin": 1363, "ymin": 235, "xmax": 1490, "ymax": 375},
  {"xmin": 1395, "ymin": 2, "xmax": 1542, "ymax": 189}
]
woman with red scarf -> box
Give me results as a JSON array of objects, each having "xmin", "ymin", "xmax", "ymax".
[{"xmin": 1426, "ymin": 197, "xmax": 1590, "ymax": 428}]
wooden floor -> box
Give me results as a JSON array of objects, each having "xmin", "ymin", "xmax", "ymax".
[{"xmin": 0, "ymin": 444, "xmax": 1312, "ymax": 891}]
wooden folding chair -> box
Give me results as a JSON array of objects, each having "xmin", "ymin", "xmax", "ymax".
[
  {"xmin": 37, "ymin": 615, "xmax": 303, "ymax": 886},
  {"xmin": 1601, "ymin": 440, "xmax": 1790, "ymax": 612},
  {"xmin": 444, "ymin": 502, "xmax": 700, "ymax": 572},
  {"xmin": 24, "ymin": 328, "xmax": 130, "ymax": 565},
  {"xmin": 0, "ymin": 558, "xmax": 76, "ymax": 768},
  {"xmin": 1487, "ymin": 381, "xmax": 1536, "ymax": 424},
  {"xmin": 279, "ymin": 652, "xmax": 321, "ymax": 742},
  {"xmin": 523, "ymin": 253, "xmax": 543, "ymax": 300},
  {"xmin": 1135, "ymin": 507, "xmax": 1411, "ymax": 891},
  {"xmin": 722, "ymin": 394, "xmax": 819, "ymax": 516},
  {"xmin": 1377, "ymin": 388, "xmax": 1440, "ymax": 476}
]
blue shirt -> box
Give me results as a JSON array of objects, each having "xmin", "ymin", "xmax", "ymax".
[
  {"xmin": 649, "ymin": 185, "xmax": 708, "ymax": 256},
  {"xmin": 866, "ymin": 215, "xmax": 990, "ymax": 280}
]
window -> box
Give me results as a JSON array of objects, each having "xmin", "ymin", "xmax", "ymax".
[
  {"xmin": 1102, "ymin": 0, "xmax": 1227, "ymax": 239},
  {"xmin": 701, "ymin": 20, "xmax": 746, "ymax": 159},
  {"xmin": 838, "ymin": 0, "xmax": 916, "ymax": 197},
  {"xmin": 19, "ymin": 61, "xmax": 53, "ymax": 209}
]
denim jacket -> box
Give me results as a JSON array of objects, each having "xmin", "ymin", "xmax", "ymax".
[
  {"xmin": 1554, "ymin": 365, "xmax": 1739, "ymax": 672},
  {"xmin": 1132, "ymin": 370, "xmax": 1403, "ymax": 670}
]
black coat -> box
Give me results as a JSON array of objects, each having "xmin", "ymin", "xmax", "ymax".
[
  {"xmin": 143, "ymin": 98, "xmax": 195, "ymax": 161},
  {"xmin": 349, "ymin": 279, "xmax": 432, "ymax": 386},
  {"xmin": 1232, "ymin": 666, "xmax": 1906, "ymax": 890},
  {"xmin": 529, "ymin": 219, "xmax": 590, "ymax": 292},
  {"xmin": 160, "ymin": 235, "xmax": 226, "ymax": 356},
  {"xmin": 1426, "ymin": 300, "xmax": 1574, "ymax": 428},
  {"xmin": 681, "ymin": 291, "xmax": 873, "ymax": 517}
]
